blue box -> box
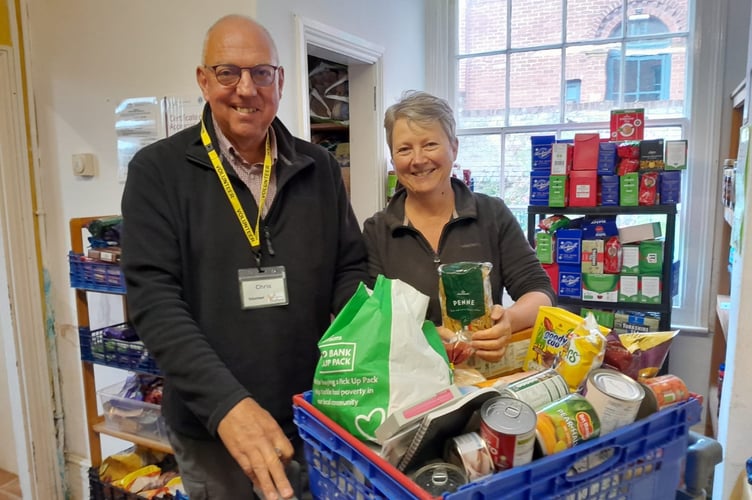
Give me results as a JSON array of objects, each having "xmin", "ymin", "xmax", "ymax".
[
  {"xmin": 531, "ymin": 135, "xmax": 555, "ymax": 170},
  {"xmin": 555, "ymin": 228, "xmax": 582, "ymax": 264},
  {"xmin": 293, "ymin": 392, "xmax": 701, "ymax": 500},
  {"xmin": 558, "ymin": 264, "xmax": 582, "ymax": 297},
  {"xmin": 660, "ymin": 170, "xmax": 682, "ymax": 204},
  {"xmin": 529, "ymin": 171, "xmax": 550, "ymax": 205},
  {"xmin": 599, "ymin": 175, "xmax": 620, "ymax": 206},
  {"xmin": 597, "ymin": 142, "xmax": 618, "ymax": 175}
]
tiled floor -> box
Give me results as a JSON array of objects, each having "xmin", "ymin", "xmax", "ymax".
[{"xmin": 0, "ymin": 469, "xmax": 21, "ymax": 500}]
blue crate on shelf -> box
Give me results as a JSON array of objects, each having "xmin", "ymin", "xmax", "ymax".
[
  {"xmin": 69, "ymin": 251, "xmax": 126, "ymax": 294},
  {"xmin": 79, "ymin": 324, "xmax": 160, "ymax": 375},
  {"xmin": 292, "ymin": 391, "xmax": 702, "ymax": 500}
]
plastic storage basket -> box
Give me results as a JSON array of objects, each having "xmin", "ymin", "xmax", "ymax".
[
  {"xmin": 293, "ymin": 391, "xmax": 702, "ymax": 500},
  {"xmin": 79, "ymin": 324, "xmax": 160, "ymax": 375},
  {"xmin": 69, "ymin": 251, "xmax": 126, "ymax": 293},
  {"xmin": 98, "ymin": 380, "xmax": 168, "ymax": 445}
]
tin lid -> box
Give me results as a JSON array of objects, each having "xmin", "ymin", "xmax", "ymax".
[
  {"xmin": 411, "ymin": 462, "xmax": 467, "ymax": 495},
  {"xmin": 590, "ymin": 369, "xmax": 645, "ymax": 402},
  {"xmin": 480, "ymin": 396, "xmax": 537, "ymax": 434}
]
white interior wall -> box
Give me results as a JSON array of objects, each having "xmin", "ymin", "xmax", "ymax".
[{"xmin": 24, "ymin": 0, "xmax": 424, "ymax": 495}]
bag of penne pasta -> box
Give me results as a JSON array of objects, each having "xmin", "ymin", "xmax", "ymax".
[{"xmin": 437, "ymin": 262, "xmax": 494, "ymax": 366}]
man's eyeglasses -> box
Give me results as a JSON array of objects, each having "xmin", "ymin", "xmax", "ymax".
[{"xmin": 206, "ymin": 64, "xmax": 280, "ymax": 87}]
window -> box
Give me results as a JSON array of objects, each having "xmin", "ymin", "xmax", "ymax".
[
  {"xmin": 566, "ymin": 79, "xmax": 582, "ymax": 103},
  {"xmin": 439, "ymin": 0, "xmax": 719, "ymax": 331}
]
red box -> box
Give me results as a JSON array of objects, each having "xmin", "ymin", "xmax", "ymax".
[
  {"xmin": 569, "ymin": 170, "xmax": 598, "ymax": 206},
  {"xmin": 573, "ymin": 133, "xmax": 600, "ymax": 170},
  {"xmin": 542, "ymin": 263, "xmax": 559, "ymax": 290},
  {"xmin": 610, "ymin": 108, "xmax": 645, "ymax": 141}
]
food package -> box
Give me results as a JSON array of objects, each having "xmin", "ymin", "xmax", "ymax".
[
  {"xmin": 603, "ymin": 330, "xmax": 679, "ymax": 381},
  {"xmin": 438, "ymin": 262, "xmax": 494, "ymax": 365},
  {"xmin": 555, "ymin": 313, "xmax": 607, "ymax": 391},
  {"xmin": 524, "ymin": 307, "xmax": 609, "ymax": 372}
]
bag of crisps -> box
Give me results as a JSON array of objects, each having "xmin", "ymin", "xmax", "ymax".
[{"xmin": 556, "ymin": 313, "xmax": 607, "ymax": 391}]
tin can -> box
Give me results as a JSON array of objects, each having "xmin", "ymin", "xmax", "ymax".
[
  {"xmin": 499, "ymin": 368, "xmax": 570, "ymax": 411},
  {"xmin": 583, "ymin": 368, "xmax": 645, "ymax": 434},
  {"xmin": 479, "ymin": 396, "xmax": 537, "ymax": 471},
  {"xmin": 445, "ymin": 432, "xmax": 495, "ymax": 481},
  {"xmin": 536, "ymin": 394, "xmax": 600, "ymax": 455},
  {"xmin": 637, "ymin": 374, "xmax": 690, "ymax": 419},
  {"xmin": 410, "ymin": 462, "xmax": 467, "ymax": 495}
]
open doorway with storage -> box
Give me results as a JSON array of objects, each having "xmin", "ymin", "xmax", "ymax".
[{"xmin": 295, "ymin": 16, "xmax": 386, "ymax": 225}]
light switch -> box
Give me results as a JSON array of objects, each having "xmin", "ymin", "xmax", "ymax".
[{"xmin": 72, "ymin": 153, "xmax": 97, "ymax": 177}]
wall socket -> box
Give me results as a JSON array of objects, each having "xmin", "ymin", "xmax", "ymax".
[{"xmin": 72, "ymin": 153, "xmax": 96, "ymax": 177}]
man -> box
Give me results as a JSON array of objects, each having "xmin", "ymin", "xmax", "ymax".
[{"xmin": 120, "ymin": 14, "xmax": 369, "ymax": 500}]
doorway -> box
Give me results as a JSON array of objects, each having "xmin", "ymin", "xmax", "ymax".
[{"xmin": 294, "ymin": 16, "xmax": 386, "ymax": 224}]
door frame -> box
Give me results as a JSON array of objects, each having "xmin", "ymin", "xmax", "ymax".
[
  {"xmin": 0, "ymin": 40, "xmax": 63, "ymax": 500},
  {"xmin": 294, "ymin": 15, "xmax": 386, "ymax": 224}
]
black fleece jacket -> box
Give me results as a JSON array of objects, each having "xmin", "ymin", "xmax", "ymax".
[{"xmin": 121, "ymin": 105, "xmax": 369, "ymax": 440}]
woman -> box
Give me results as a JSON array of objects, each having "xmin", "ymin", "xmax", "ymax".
[{"xmin": 363, "ymin": 90, "xmax": 555, "ymax": 363}]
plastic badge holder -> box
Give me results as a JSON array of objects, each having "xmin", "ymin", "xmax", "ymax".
[{"xmin": 293, "ymin": 391, "xmax": 701, "ymax": 500}]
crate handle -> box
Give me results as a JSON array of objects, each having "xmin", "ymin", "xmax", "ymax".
[{"xmin": 562, "ymin": 445, "xmax": 624, "ymax": 483}]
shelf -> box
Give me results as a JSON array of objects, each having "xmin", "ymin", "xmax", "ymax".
[
  {"xmin": 311, "ymin": 122, "xmax": 349, "ymax": 132},
  {"xmin": 528, "ymin": 204, "xmax": 677, "ymax": 216},
  {"xmin": 92, "ymin": 420, "xmax": 173, "ymax": 455},
  {"xmin": 717, "ymin": 294, "xmax": 731, "ymax": 342},
  {"xmin": 556, "ymin": 296, "xmax": 671, "ymax": 314}
]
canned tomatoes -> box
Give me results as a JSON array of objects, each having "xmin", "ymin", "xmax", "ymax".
[
  {"xmin": 638, "ymin": 374, "xmax": 690, "ymax": 418},
  {"xmin": 445, "ymin": 432, "xmax": 495, "ymax": 481},
  {"xmin": 499, "ymin": 368, "xmax": 570, "ymax": 411},
  {"xmin": 479, "ymin": 397, "xmax": 537, "ymax": 471},
  {"xmin": 583, "ymin": 368, "xmax": 645, "ymax": 434},
  {"xmin": 536, "ymin": 394, "xmax": 600, "ymax": 455}
]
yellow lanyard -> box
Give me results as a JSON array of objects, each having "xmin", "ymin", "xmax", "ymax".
[{"xmin": 200, "ymin": 119, "xmax": 272, "ymax": 256}]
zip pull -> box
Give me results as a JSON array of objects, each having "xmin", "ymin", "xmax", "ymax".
[
  {"xmin": 264, "ymin": 226, "xmax": 276, "ymax": 256},
  {"xmin": 253, "ymin": 250, "xmax": 263, "ymax": 271}
]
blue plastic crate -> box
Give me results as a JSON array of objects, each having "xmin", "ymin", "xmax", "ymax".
[
  {"xmin": 293, "ymin": 391, "xmax": 702, "ymax": 500},
  {"xmin": 79, "ymin": 324, "xmax": 160, "ymax": 375},
  {"xmin": 69, "ymin": 251, "xmax": 126, "ymax": 294}
]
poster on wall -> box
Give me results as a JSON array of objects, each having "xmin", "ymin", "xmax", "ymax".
[
  {"xmin": 115, "ymin": 95, "xmax": 204, "ymax": 182},
  {"xmin": 163, "ymin": 95, "xmax": 205, "ymax": 137},
  {"xmin": 115, "ymin": 97, "xmax": 165, "ymax": 182}
]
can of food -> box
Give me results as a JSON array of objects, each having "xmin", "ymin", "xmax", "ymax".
[
  {"xmin": 637, "ymin": 374, "xmax": 690, "ymax": 419},
  {"xmin": 410, "ymin": 462, "xmax": 467, "ymax": 495},
  {"xmin": 583, "ymin": 368, "xmax": 645, "ymax": 434},
  {"xmin": 500, "ymin": 368, "xmax": 570, "ymax": 411},
  {"xmin": 445, "ymin": 432, "xmax": 495, "ymax": 481},
  {"xmin": 479, "ymin": 396, "xmax": 537, "ymax": 471},
  {"xmin": 536, "ymin": 394, "xmax": 600, "ymax": 456}
]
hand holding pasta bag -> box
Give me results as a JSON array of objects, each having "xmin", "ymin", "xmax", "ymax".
[
  {"xmin": 311, "ymin": 275, "xmax": 453, "ymax": 442},
  {"xmin": 438, "ymin": 262, "xmax": 494, "ymax": 365}
]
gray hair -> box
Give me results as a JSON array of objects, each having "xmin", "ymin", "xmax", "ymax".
[{"xmin": 384, "ymin": 90, "xmax": 456, "ymax": 152}]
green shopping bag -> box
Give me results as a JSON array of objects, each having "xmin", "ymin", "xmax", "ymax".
[{"xmin": 312, "ymin": 275, "xmax": 453, "ymax": 442}]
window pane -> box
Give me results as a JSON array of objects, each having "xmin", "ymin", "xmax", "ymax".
[
  {"xmin": 510, "ymin": 0, "xmax": 562, "ymax": 47},
  {"xmin": 567, "ymin": 0, "xmax": 624, "ymax": 43},
  {"xmin": 564, "ymin": 42, "xmax": 623, "ymax": 123},
  {"xmin": 508, "ymin": 49, "xmax": 562, "ymax": 126},
  {"xmin": 459, "ymin": 0, "xmax": 507, "ymax": 55},
  {"xmin": 627, "ymin": 0, "xmax": 690, "ymax": 29},
  {"xmin": 457, "ymin": 55, "xmax": 507, "ymax": 129},
  {"xmin": 456, "ymin": 134, "xmax": 502, "ymax": 197},
  {"xmin": 629, "ymin": 37, "xmax": 688, "ymax": 119}
]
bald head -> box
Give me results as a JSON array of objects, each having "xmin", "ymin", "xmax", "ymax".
[{"xmin": 201, "ymin": 15, "xmax": 279, "ymax": 66}]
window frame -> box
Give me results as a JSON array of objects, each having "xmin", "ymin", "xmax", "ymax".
[{"xmin": 429, "ymin": 0, "xmax": 722, "ymax": 332}]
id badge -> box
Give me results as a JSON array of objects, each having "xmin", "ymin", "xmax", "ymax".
[{"xmin": 238, "ymin": 266, "xmax": 289, "ymax": 309}]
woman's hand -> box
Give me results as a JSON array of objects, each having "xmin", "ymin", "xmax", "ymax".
[{"xmin": 470, "ymin": 304, "xmax": 512, "ymax": 362}]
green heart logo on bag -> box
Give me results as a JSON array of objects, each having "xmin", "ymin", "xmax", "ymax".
[{"xmin": 312, "ymin": 276, "xmax": 452, "ymax": 442}]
